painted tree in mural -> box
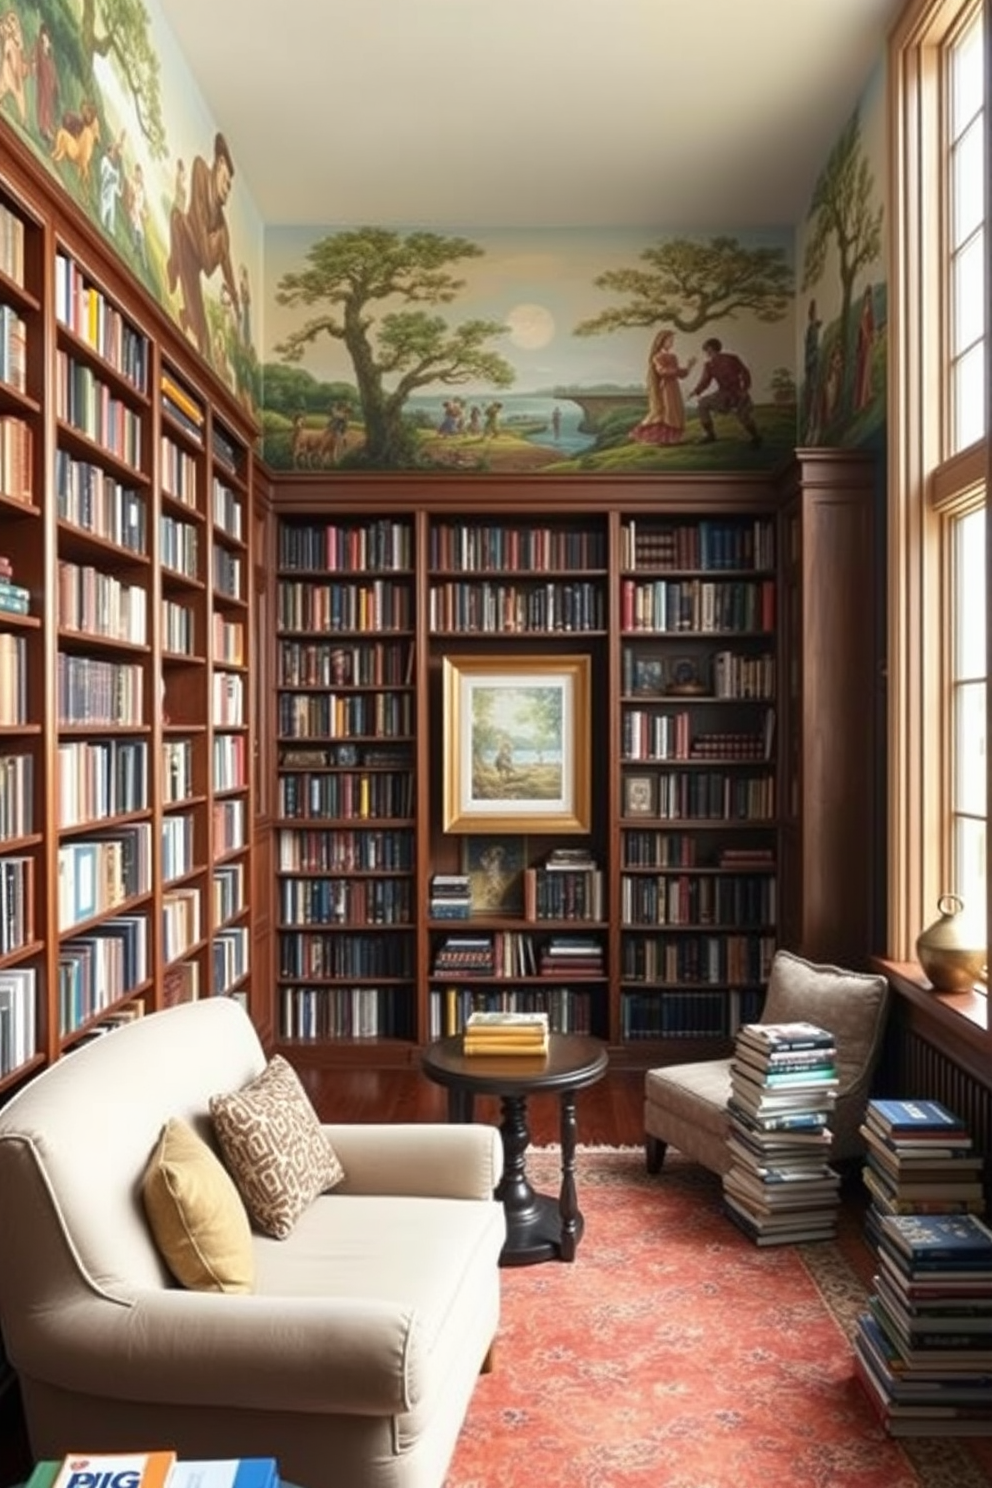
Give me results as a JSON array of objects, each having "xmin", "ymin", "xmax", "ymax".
[
  {"xmin": 801, "ymin": 109, "xmax": 883, "ymax": 415},
  {"xmin": 275, "ymin": 229, "xmax": 515, "ymax": 466},
  {"xmin": 573, "ymin": 236, "xmax": 792, "ymax": 339},
  {"xmin": 78, "ymin": 0, "xmax": 167, "ymax": 158}
]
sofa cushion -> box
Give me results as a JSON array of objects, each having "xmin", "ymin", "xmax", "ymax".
[
  {"xmin": 210, "ymin": 1055, "xmax": 345, "ymax": 1238},
  {"xmin": 142, "ymin": 1116, "xmax": 255, "ymax": 1292},
  {"xmin": 761, "ymin": 948, "xmax": 889, "ymax": 1097}
]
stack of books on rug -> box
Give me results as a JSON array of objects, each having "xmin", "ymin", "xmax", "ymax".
[
  {"xmin": 852, "ymin": 1209, "xmax": 992, "ymax": 1435},
  {"xmin": 463, "ymin": 1008, "xmax": 550, "ymax": 1056},
  {"xmin": 721, "ymin": 1019, "xmax": 842, "ymax": 1245},
  {"xmin": 858, "ymin": 1097, "xmax": 986, "ymax": 1254}
]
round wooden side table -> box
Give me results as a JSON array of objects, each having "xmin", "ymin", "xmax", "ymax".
[{"xmin": 420, "ymin": 1031, "xmax": 608, "ymax": 1265}]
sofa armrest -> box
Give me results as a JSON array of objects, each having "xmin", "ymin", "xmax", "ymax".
[
  {"xmin": 18, "ymin": 1288, "xmax": 424, "ymax": 1416},
  {"xmin": 323, "ymin": 1122, "xmax": 503, "ymax": 1199}
]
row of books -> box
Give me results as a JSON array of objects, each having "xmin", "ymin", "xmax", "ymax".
[
  {"xmin": 428, "ymin": 579, "xmax": 607, "ymax": 634},
  {"xmin": 620, "ymin": 576, "xmax": 775, "ymax": 635},
  {"xmin": 621, "ymin": 712, "xmax": 775, "ymax": 763},
  {"xmin": 54, "ymin": 251, "xmax": 149, "ymax": 393},
  {"xmin": 429, "ymin": 521, "xmax": 607, "ymax": 573},
  {"xmin": 620, "ymin": 517, "xmax": 776, "ymax": 574},
  {"xmin": 432, "ymin": 931, "xmax": 604, "ymax": 980},
  {"xmin": 280, "ymin": 517, "xmax": 412, "ymax": 573},
  {"xmin": 722, "ymin": 1019, "xmax": 841, "ymax": 1245},
  {"xmin": 619, "ymin": 871, "xmax": 777, "ymax": 926},
  {"xmin": 431, "ymin": 985, "xmax": 593, "ymax": 1038}
]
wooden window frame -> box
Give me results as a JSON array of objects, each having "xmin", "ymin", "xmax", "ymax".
[{"xmin": 888, "ymin": 0, "xmax": 988, "ymax": 1036}]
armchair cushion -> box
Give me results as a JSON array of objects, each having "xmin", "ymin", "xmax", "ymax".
[
  {"xmin": 210, "ymin": 1055, "xmax": 345, "ymax": 1238},
  {"xmin": 142, "ymin": 1116, "xmax": 255, "ymax": 1293},
  {"xmin": 761, "ymin": 948, "xmax": 888, "ymax": 1098}
]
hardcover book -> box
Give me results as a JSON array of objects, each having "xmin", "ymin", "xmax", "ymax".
[
  {"xmin": 880, "ymin": 1212, "xmax": 992, "ymax": 1264},
  {"xmin": 736, "ymin": 1020, "xmax": 835, "ymax": 1053},
  {"xmin": 867, "ymin": 1098, "xmax": 970, "ymax": 1139}
]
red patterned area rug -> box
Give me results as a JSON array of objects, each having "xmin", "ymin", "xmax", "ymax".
[{"xmin": 446, "ymin": 1148, "xmax": 992, "ymax": 1488}]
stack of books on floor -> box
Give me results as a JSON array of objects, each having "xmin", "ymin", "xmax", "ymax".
[
  {"xmin": 859, "ymin": 1097, "xmax": 986, "ymax": 1253},
  {"xmin": 853, "ymin": 1210, "xmax": 992, "ymax": 1435},
  {"xmin": 463, "ymin": 1008, "xmax": 549, "ymax": 1056},
  {"xmin": 721, "ymin": 1019, "xmax": 842, "ymax": 1245}
]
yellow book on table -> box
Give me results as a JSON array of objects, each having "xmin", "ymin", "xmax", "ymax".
[{"xmin": 463, "ymin": 1036, "xmax": 549, "ymax": 1055}]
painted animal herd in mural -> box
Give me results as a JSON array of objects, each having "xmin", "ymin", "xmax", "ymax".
[{"xmin": 0, "ymin": 1, "xmax": 886, "ymax": 472}]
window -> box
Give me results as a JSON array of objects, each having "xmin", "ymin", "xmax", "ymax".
[
  {"xmin": 891, "ymin": 0, "xmax": 987, "ymax": 993},
  {"xmin": 949, "ymin": 503, "xmax": 985, "ymax": 945},
  {"xmin": 948, "ymin": 10, "xmax": 985, "ymax": 454}
]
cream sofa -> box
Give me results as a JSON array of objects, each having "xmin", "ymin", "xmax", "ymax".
[{"xmin": 0, "ymin": 998, "xmax": 506, "ymax": 1488}]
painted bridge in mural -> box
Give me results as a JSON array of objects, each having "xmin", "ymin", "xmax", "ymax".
[{"xmin": 553, "ymin": 389, "xmax": 647, "ymax": 432}]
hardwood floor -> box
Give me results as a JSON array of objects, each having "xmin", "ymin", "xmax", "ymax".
[{"xmin": 297, "ymin": 1065, "xmax": 649, "ymax": 1149}]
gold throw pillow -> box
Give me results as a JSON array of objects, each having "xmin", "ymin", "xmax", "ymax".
[{"xmin": 142, "ymin": 1116, "xmax": 255, "ymax": 1292}]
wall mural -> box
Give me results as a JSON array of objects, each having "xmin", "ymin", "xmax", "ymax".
[
  {"xmin": 796, "ymin": 64, "xmax": 887, "ymax": 451},
  {"xmin": 262, "ymin": 226, "xmax": 798, "ymax": 474},
  {"xmin": 0, "ymin": 0, "xmax": 263, "ymax": 412},
  {"xmin": 0, "ymin": 1, "xmax": 885, "ymax": 466}
]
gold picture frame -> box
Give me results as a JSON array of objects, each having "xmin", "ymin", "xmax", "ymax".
[{"xmin": 442, "ymin": 654, "xmax": 591, "ymax": 833}]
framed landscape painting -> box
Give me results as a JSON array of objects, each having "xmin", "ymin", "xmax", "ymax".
[{"xmin": 442, "ymin": 655, "xmax": 591, "ymax": 833}]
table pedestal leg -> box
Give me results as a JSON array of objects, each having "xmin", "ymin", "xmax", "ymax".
[
  {"xmin": 493, "ymin": 1091, "xmax": 585, "ymax": 1266},
  {"xmin": 558, "ymin": 1089, "xmax": 580, "ymax": 1262}
]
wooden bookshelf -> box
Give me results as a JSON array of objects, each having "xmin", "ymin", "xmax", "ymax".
[
  {"xmin": 265, "ymin": 468, "xmax": 878, "ymax": 1072},
  {"xmin": 274, "ymin": 515, "xmax": 419, "ymax": 1052},
  {"xmin": 617, "ymin": 507, "xmax": 779, "ymax": 1051},
  {"xmin": 0, "ymin": 134, "xmax": 258, "ymax": 1098}
]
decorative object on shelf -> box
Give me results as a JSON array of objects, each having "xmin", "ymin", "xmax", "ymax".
[
  {"xmin": 442, "ymin": 654, "xmax": 591, "ymax": 833},
  {"xmin": 915, "ymin": 893, "xmax": 986, "ymax": 992},
  {"xmin": 622, "ymin": 774, "xmax": 657, "ymax": 818},
  {"xmin": 665, "ymin": 658, "xmax": 708, "ymax": 696},
  {"xmin": 463, "ymin": 834, "xmax": 527, "ymax": 916}
]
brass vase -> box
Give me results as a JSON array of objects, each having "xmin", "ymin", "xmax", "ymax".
[{"xmin": 915, "ymin": 893, "xmax": 986, "ymax": 992}]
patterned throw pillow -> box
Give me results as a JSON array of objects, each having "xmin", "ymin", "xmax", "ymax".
[{"xmin": 209, "ymin": 1055, "xmax": 345, "ymax": 1238}]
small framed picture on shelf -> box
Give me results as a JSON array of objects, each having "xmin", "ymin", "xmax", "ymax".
[
  {"xmin": 665, "ymin": 658, "xmax": 708, "ymax": 697},
  {"xmin": 623, "ymin": 774, "xmax": 657, "ymax": 818},
  {"xmin": 632, "ymin": 657, "xmax": 666, "ymax": 695},
  {"xmin": 462, "ymin": 834, "xmax": 527, "ymax": 916}
]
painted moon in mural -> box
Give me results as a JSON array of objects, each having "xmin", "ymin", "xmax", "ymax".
[{"xmin": 506, "ymin": 303, "xmax": 555, "ymax": 349}]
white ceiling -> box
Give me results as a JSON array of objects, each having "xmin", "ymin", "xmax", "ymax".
[{"xmin": 157, "ymin": 0, "xmax": 905, "ymax": 232}]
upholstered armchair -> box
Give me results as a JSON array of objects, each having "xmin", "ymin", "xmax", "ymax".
[
  {"xmin": 0, "ymin": 998, "xmax": 505, "ymax": 1488},
  {"xmin": 644, "ymin": 949, "xmax": 890, "ymax": 1177}
]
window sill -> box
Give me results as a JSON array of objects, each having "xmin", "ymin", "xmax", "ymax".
[{"xmin": 872, "ymin": 957, "xmax": 988, "ymax": 1040}]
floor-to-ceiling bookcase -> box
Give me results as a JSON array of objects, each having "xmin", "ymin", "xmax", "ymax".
[{"xmin": 0, "ymin": 136, "xmax": 258, "ymax": 1099}]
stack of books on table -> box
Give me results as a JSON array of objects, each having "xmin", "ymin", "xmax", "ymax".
[
  {"xmin": 853, "ymin": 1211, "xmax": 992, "ymax": 1436},
  {"xmin": 27, "ymin": 1453, "xmax": 281, "ymax": 1488},
  {"xmin": 859, "ymin": 1097, "xmax": 986, "ymax": 1252},
  {"xmin": 721, "ymin": 1019, "xmax": 841, "ymax": 1245},
  {"xmin": 463, "ymin": 1008, "xmax": 549, "ymax": 1056}
]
